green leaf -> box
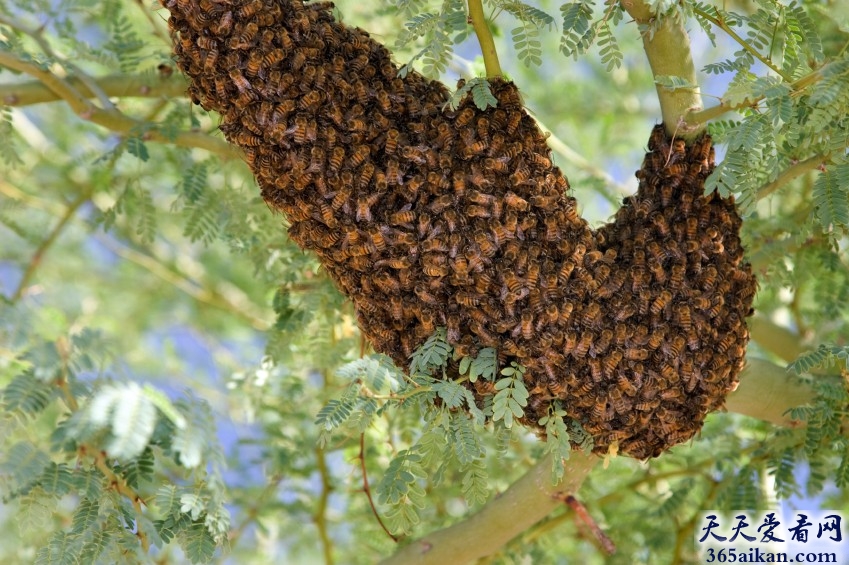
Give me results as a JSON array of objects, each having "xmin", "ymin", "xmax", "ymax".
[
  {"xmin": 1, "ymin": 371, "xmax": 54, "ymax": 417},
  {"xmin": 461, "ymin": 459, "xmax": 489, "ymax": 506},
  {"xmin": 468, "ymin": 347, "xmax": 497, "ymax": 382},
  {"xmin": 39, "ymin": 463, "xmax": 75, "ymax": 496},
  {"xmin": 1, "ymin": 442, "xmax": 52, "ymax": 496},
  {"xmin": 182, "ymin": 520, "xmax": 216, "ymax": 564},
  {"xmin": 126, "ymin": 136, "xmax": 149, "ymax": 162},
  {"xmin": 409, "ymin": 327, "xmax": 451, "ymax": 375},
  {"xmin": 433, "ymin": 379, "xmax": 466, "ymax": 409},
  {"xmin": 71, "ymin": 497, "xmax": 101, "ymax": 534}
]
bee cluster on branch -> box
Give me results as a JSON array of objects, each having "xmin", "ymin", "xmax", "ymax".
[{"xmin": 162, "ymin": 0, "xmax": 757, "ymax": 459}]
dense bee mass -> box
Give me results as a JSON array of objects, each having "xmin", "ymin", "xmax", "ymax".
[{"xmin": 161, "ymin": 0, "xmax": 757, "ymax": 459}]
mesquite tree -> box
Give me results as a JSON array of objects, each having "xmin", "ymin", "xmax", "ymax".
[{"xmin": 0, "ymin": 0, "xmax": 847, "ymax": 564}]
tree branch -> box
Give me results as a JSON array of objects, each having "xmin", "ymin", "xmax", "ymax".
[
  {"xmin": 11, "ymin": 189, "xmax": 91, "ymax": 302},
  {"xmin": 621, "ymin": 1, "xmax": 703, "ymax": 140},
  {"xmin": 748, "ymin": 315, "xmax": 806, "ymax": 364},
  {"xmin": 757, "ymin": 154, "xmax": 829, "ymax": 200},
  {"xmin": 0, "ymin": 51, "xmax": 241, "ymax": 159},
  {"xmin": 378, "ymin": 351, "xmax": 821, "ymax": 564},
  {"xmin": 725, "ymin": 358, "xmax": 813, "ymax": 427},
  {"xmin": 378, "ymin": 450, "xmax": 599, "ymax": 565},
  {"xmin": 0, "ymin": 72, "xmax": 191, "ymax": 107},
  {"xmin": 467, "ymin": 0, "xmax": 502, "ymax": 78},
  {"xmin": 690, "ymin": 7, "xmax": 791, "ymax": 82}
]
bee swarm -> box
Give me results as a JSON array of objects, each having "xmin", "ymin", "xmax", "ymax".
[{"xmin": 162, "ymin": 0, "xmax": 757, "ymax": 459}]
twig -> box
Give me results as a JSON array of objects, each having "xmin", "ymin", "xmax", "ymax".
[
  {"xmin": 93, "ymin": 233, "xmax": 271, "ymax": 330},
  {"xmin": 0, "ymin": 13, "xmax": 114, "ymax": 109},
  {"xmin": 228, "ymin": 474, "xmax": 285, "ymax": 546},
  {"xmin": 315, "ymin": 445, "xmax": 337, "ymax": 565},
  {"xmin": 83, "ymin": 445, "xmax": 150, "ymax": 551},
  {"xmin": 467, "ymin": 0, "xmax": 502, "ymax": 78},
  {"xmin": 11, "ymin": 190, "xmax": 91, "ymax": 302},
  {"xmin": 686, "ymin": 65, "xmax": 826, "ymax": 125},
  {"xmin": 757, "ymin": 153, "xmax": 829, "ymax": 200},
  {"xmin": 132, "ymin": 0, "xmax": 172, "ymax": 44},
  {"xmin": 559, "ymin": 494, "xmax": 616, "ymax": 555},
  {"xmin": 691, "ymin": 7, "xmax": 792, "ymax": 82},
  {"xmin": 360, "ymin": 433, "xmax": 398, "ymax": 542}
]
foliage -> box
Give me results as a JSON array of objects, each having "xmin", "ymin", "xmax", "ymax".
[{"xmin": 1, "ymin": 0, "xmax": 848, "ymax": 564}]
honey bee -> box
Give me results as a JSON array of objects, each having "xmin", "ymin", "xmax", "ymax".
[
  {"xmin": 297, "ymin": 90, "xmax": 321, "ymax": 112},
  {"xmin": 423, "ymin": 264, "xmax": 449, "ymax": 277},
  {"xmin": 384, "ymin": 159, "xmax": 401, "ymax": 186},
  {"xmin": 506, "ymin": 111, "xmax": 521, "ymax": 135},
  {"xmin": 211, "ymin": 10, "xmax": 233, "ymax": 34},
  {"xmin": 670, "ymin": 264, "xmax": 685, "ymax": 291},
  {"xmin": 433, "ymin": 122, "xmax": 454, "ymax": 148},
  {"xmin": 468, "ymin": 166, "xmax": 491, "ymax": 189},
  {"xmin": 237, "ymin": 0, "xmax": 263, "ymax": 17},
  {"xmin": 201, "ymin": 47, "xmax": 219, "ymax": 73},
  {"xmin": 383, "ymin": 295, "xmax": 403, "ymax": 320},
  {"xmin": 475, "ymin": 231, "xmax": 497, "ymax": 257},
  {"xmin": 613, "ymin": 304, "xmax": 636, "ymax": 323},
  {"xmin": 510, "ymin": 168, "xmax": 532, "ymax": 186},
  {"xmin": 356, "ymin": 193, "xmax": 380, "ymax": 222},
  {"xmin": 316, "ymin": 201, "xmax": 336, "ymax": 227},
  {"xmin": 463, "ymin": 141, "xmax": 489, "ymax": 159},
  {"xmin": 572, "ymin": 244, "xmax": 586, "ymax": 265},
  {"xmin": 539, "ymin": 217, "xmax": 559, "ymax": 242},
  {"xmin": 574, "ymin": 332, "xmax": 593, "ymax": 358},
  {"xmin": 428, "ymin": 194, "xmax": 453, "ymax": 214},
  {"xmin": 677, "ymin": 305, "xmax": 692, "ymax": 332},
  {"xmin": 411, "ymin": 284, "xmax": 438, "ymax": 305},
  {"xmin": 646, "ymin": 258, "xmax": 666, "ymax": 285},
  {"xmin": 231, "ymin": 22, "xmax": 259, "ymax": 49},
  {"xmin": 228, "ymin": 68, "xmax": 251, "ymax": 94},
  {"xmin": 557, "ymin": 260, "xmax": 575, "ymax": 284},
  {"xmin": 323, "ymin": 147, "xmax": 344, "ymax": 177},
  {"xmin": 444, "ymin": 209, "xmax": 461, "ymax": 232},
  {"xmin": 483, "ymin": 157, "xmax": 509, "ymax": 173},
  {"xmin": 231, "ymin": 131, "xmax": 262, "ymax": 147},
  {"xmin": 388, "ymin": 209, "xmax": 415, "ymax": 227},
  {"xmin": 664, "ymin": 335, "xmax": 686, "ymax": 358},
  {"xmin": 516, "ymin": 311, "xmax": 533, "ymax": 340},
  {"xmin": 467, "ymin": 205, "xmax": 491, "ymax": 218},
  {"xmin": 455, "ymin": 107, "xmax": 475, "ymax": 127},
  {"xmin": 676, "ymin": 191, "xmax": 694, "ymax": 215},
  {"xmin": 650, "ymin": 290, "xmax": 672, "ymax": 315},
  {"xmin": 528, "ymin": 152, "xmax": 552, "ymax": 168},
  {"xmin": 307, "ymin": 146, "xmax": 327, "ymax": 174},
  {"xmin": 481, "ymin": 223, "xmax": 507, "ymax": 249},
  {"xmin": 716, "ymin": 334, "xmax": 736, "ymax": 355},
  {"xmin": 421, "ymin": 236, "xmax": 447, "ymax": 253},
  {"xmin": 682, "ymin": 358, "xmax": 698, "ymax": 392},
  {"xmin": 614, "ymin": 371, "xmax": 637, "ymax": 396}
]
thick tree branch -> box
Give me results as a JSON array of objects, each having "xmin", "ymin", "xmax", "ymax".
[
  {"xmin": 621, "ymin": 1, "xmax": 703, "ymax": 140},
  {"xmin": 378, "ymin": 450, "xmax": 599, "ymax": 565},
  {"xmin": 748, "ymin": 315, "xmax": 806, "ymax": 364},
  {"xmin": 378, "ymin": 352, "xmax": 820, "ymax": 564},
  {"xmin": 725, "ymin": 358, "xmax": 813, "ymax": 427}
]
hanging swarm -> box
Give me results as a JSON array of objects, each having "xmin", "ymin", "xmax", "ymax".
[{"xmin": 161, "ymin": 0, "xmax": 757, "ymax": 459}]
